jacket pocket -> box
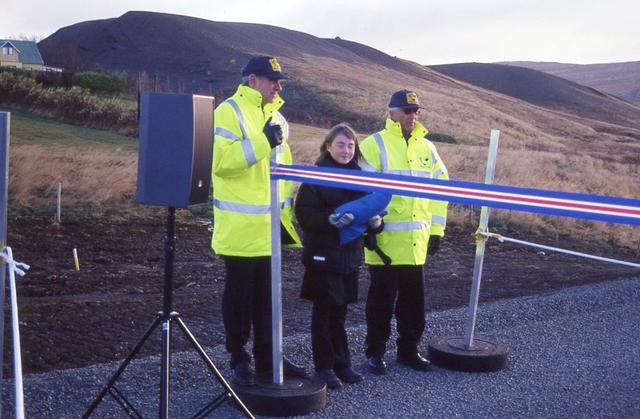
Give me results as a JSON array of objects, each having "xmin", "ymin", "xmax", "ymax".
[{"xmin": 303, "ymin": 247, "xmax": 342, "ymax": 273}]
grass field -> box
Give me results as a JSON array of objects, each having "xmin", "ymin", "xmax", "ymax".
[
  {"xmin": 3, "ymin": 109, "xmax": 639, "ymax": 249},
  {"xmin": 6, "ymin": 109, "xmax": 137, "ymax": 149},
  {"xmin": 3, "ymin": 108, "xmax": 137, "ymax": 212}
]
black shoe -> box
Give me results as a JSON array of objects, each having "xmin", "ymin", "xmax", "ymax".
[
  {"xmin": 335, "ymin": 367, "xmax": 363, "ymax": 384},
  {"xmin": 367, "ymin": 356, "xmax": 387, "ymax": 375},
  {"xmin": 397, "ymin": 352, "xmax": 431, "ymax": 372},
  {"xmin": 231, "ymin": 361, "xmax": 255, "ymax": 386},
  {"xmin": 255, "ymin": 357, "xmax": 309, "ymax": 378},
  {"xmin": 283, "ymin": 357, "xmax": 309, "ymax": 378},
  {"xmin": 316, "ymin": 369, "xmax": 342, "ymax": 389}
]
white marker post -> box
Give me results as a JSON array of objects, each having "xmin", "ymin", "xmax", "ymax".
[
  {"xmin": 5, "ymin": 247, "xmax": 25, "ymax": 419},
  {"xmin": 270, "ymin": 177, "xmax": 284, "ymax": 384},
  {"xmin": 0, "ymin": 111, "xmax": 9, "ymax": 418},
  {"xmin": 464, "ymin": 129, "xmax": 500, "ymax": 348}
]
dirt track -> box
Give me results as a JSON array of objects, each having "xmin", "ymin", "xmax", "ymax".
[{"xmin": 2, "ymin": 215, "xmax": 638, "ymax": 377}]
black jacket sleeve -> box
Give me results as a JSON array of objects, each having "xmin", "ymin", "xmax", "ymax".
[{"xmin": 295, "ymin": 184, "xmax": 335, "ymax": 233}]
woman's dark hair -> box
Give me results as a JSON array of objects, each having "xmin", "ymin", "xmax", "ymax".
[{"xmin": 316, "ymin": 123, "xmax": 360, "ymax": 164}]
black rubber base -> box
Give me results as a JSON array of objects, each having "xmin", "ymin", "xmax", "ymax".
[
  {"xmin": 231, "ymin": 375, "xmax": 326, "ymax": 417},
  {"xmin": 428, "ymin": 335, "xmax": 509, "ymax": 372}
]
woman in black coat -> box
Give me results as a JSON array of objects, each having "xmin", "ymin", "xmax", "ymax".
[{"xmin": 295, "ymin": 123, "xmax": 382, "ymax": 388}]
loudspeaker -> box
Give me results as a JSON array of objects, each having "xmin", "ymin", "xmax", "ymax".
[{"xmin": 136, "ymin": 92, "xmax": 215, "ymax": 208}]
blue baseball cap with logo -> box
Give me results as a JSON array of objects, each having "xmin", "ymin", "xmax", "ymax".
[
  {"xmin": 388, "ymin": 89, "xmax": 424, "ymax": 109},
  {"xmin": 242, "ymin": 56, "xmax": 287, "ymax": 80}
]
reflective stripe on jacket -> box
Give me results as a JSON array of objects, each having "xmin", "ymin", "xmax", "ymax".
[
  {"xmin": 359, "ymin": 118, "xmax": 449, "ymax": 265},
  {"xmin": 272, "ymin": 111, "xmax": 302, "ymax": 249},
  {"xmin": 211, "ymin": 84, "xmax": 300, "ymax": 256}
]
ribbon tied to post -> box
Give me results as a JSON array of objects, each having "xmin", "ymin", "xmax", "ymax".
[{"xmin": 1, "ymin": 246, "xmax": 30, "ymax": 277}]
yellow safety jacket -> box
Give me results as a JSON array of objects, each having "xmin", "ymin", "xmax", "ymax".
[
  {"xmin": 211, "ymin": 84, "xmax": 301, "ymax": 256},
  {"xmin": 359, "ymin": 118, "xmax": 449, "ymax": 265}
]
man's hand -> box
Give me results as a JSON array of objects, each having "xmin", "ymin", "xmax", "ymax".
[
  {"xmin": 328, "ymin": 212, "xmax": 354, "ymax": 228},
  {"xmin": 263, "ymin": 117, "xmax": 283, "ymax": 149},
  {"xmin": 427, "ymin": 235, "xmax": 441, "ymax": 255}
]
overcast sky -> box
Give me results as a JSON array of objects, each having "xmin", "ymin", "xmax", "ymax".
[{"xmin": 2, "ymin": 0, "xmax": 639, "ymax": 65}]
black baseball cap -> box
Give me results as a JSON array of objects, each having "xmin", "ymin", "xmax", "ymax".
[
  {"xmin": 242, "ymin": 56, "xmax": 287, "ymax": 80},
  {"xmin": 388, "ymin": 89, "xmax": 424, "ymax": 109}
]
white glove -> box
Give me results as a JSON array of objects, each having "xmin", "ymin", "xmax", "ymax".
[
  {"xmin": 328, "ymin": 212, "xmax": 354, "ymax": 228},
  {"xmin": 367, "ymin": 215, "xmax": 382, "ymax": 229}
]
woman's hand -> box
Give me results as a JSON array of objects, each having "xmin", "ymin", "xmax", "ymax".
[{"xmin": 328, "ymin": 212, "xmax": 354, "ymax": 228}]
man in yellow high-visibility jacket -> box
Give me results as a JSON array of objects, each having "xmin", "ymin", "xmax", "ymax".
[
  {"xmin": 359, "ymin": 89, "xmax": 449, "ymax": 375},
  {"xmin": 211, "ymin": 56, "xmax": 303, "ymax": 386}
]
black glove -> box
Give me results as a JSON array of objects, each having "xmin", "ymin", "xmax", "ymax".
[
  {"xmin": 364, "ymin": 233, "xmax": 376, "ymax": 250},
  {"xmin": 427, "ymin": 235, "xmax": 441, "ymax": 255},
  {"xmin": 364, "ymin": 233, "xmax": 392, "ymax": 265},
  {"xmin": 263, "ymin": 117, "xmax": 283, "ymax": 149}
]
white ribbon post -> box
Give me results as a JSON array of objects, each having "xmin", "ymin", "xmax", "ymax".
[
  {"xmin": 1, "ymin": 246, "xmax": 30, "ymax": 419},
  {"xmin": 270, "ymin": 178, "xmax": 284, "ymax": 385}
]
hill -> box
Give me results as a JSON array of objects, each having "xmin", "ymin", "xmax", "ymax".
[
  {"xmin": 429, "ymin": 62, "xmax": 640, "ymax": 132},
  {"xmin": 500, "ymin": 61, "xmax": 640, "ymax": 104},
  {"xmin": 36, "ymin": 11, "xmax": 640, "ymax": 174},
  {"xmin": 37, "ymin": 11, "xmax": 382, "ymax": 93}
]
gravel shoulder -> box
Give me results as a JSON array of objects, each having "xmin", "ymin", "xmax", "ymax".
[{"xmin": 3, "ymin": 276, "xmax": 639, "ymax": 418}]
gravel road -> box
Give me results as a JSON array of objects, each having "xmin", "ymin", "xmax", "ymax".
[{"xmin": 2, "ymin": 276, "xmax": 639, "ymax": 418}]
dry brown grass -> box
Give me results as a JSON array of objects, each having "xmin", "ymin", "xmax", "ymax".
[
  {"xmin": 7, "ymin": 112, "xmax": 639, "ymax": 249},
  {"xmin": 283, "ymin": 55, "xmax": 640, "ymax": 165},
  {"xmin": 290, "ymin": 123, "xmax": 640, "ymax": 248},
  {"xmin": 9, "ymin": 143, "xmax": 137, "ymax": 211},
  {"xmin": 287, "ymin": 123, "xmax": 328, "ymax": 164},
  {"xmin": 431, "ymin": 142, "xmax": 639, "ymax": 248}
]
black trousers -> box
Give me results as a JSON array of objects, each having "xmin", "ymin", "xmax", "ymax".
[
  {"xmin": 365, "ymin": 265, "xmax": 425, "ymax": 359},
  {"xmin": 221, "ymin": 255, "xmax": 272, "ymax": 370},
  {"xmin": 311, "ymin": 300, "xmax": 350, "ymax": 371}
]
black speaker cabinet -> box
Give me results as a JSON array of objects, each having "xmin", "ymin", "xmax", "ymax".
[{"xmin": 136, "ymin": 92, "xmax": 214, "ymax": 207}]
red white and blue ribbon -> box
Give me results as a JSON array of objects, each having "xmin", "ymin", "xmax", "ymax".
[{"xmin": 271, "ymin": 164, "xmax": 640, "ymax": 226}]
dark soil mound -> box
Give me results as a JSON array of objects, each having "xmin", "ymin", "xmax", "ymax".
[
  {"xmin": 500, "ymin": 61, "xmax": 640, "ymax": 104},
  {"xmin": 38, "ymin": 11, "xmax": 407, "ymax": 131},
  {"xmin": 38, "ymin": 11, "xmax": 367, "ymax": 92}
]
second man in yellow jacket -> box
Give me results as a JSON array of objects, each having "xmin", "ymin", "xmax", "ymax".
[{"xmin": 359, "ymin": 89, "xmax": 449, "ymax": 375}]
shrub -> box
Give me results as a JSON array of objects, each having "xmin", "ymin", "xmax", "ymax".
[
  {"xmin": 0, "ymin": 66, "xmax": 37, "ymax": 79},
  {"xmin": 72, "ymin": 71, "xmax": 128, "ymax": 95},
  {"xmin": 0, "ymin": 71, "xmax": 137, "ymax": 134},
  {"xmin": 427, "ymin": 132, "xmax": 459, "ymax": 144},
  {"xmin": 36, "ymin": 71, "xmax": 74, "ymax": 88},
  {"xmin": 0, "ymin": 72, "xmax": 40, "ymax": 104}
]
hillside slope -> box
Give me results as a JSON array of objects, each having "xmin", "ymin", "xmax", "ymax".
[
  {"xmin": 429, "ymin": 62, "xmax": 640, "ymax": 131},
  {"xmin": 39, "ymin": 11, "xmax": 372, "ymax": 92},
  {"xmin": 38, "ymin": 11, "xmax": 640, "ymax": 163},
  {"xmin": 500, "ymin": 61, "xmax": 640, "ymax": 104}
]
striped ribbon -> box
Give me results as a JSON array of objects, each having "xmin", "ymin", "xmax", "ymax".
[{"xmin": 271, "ymin": 164, "xmax": 640, "ymax": 226}]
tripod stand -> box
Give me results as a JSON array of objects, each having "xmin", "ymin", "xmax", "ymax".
[{"xmin": 84, "ymin": 207, "xmax": 253, "ymax": 418}]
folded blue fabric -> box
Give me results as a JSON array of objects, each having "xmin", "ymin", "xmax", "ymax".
[{"xmin": 333, "ymin": 192, "xmax": 391, "ymax": 244}]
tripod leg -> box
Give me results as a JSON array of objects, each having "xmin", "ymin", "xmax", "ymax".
[
  {"xmin": 160, "ymin": 318, "xmax": 171, "ymax": 419},
  {"xmin": 174, "ymin": 317, "xmax": 255, "ymax": 419},
  {"xmin": 83, "ymin": 315, "xmax": 163, "ymax": 418}
]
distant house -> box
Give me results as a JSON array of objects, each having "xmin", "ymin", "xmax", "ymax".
[{"xmin": 0, "ymin": 40, "xmax": 45, "ymax": 71}]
